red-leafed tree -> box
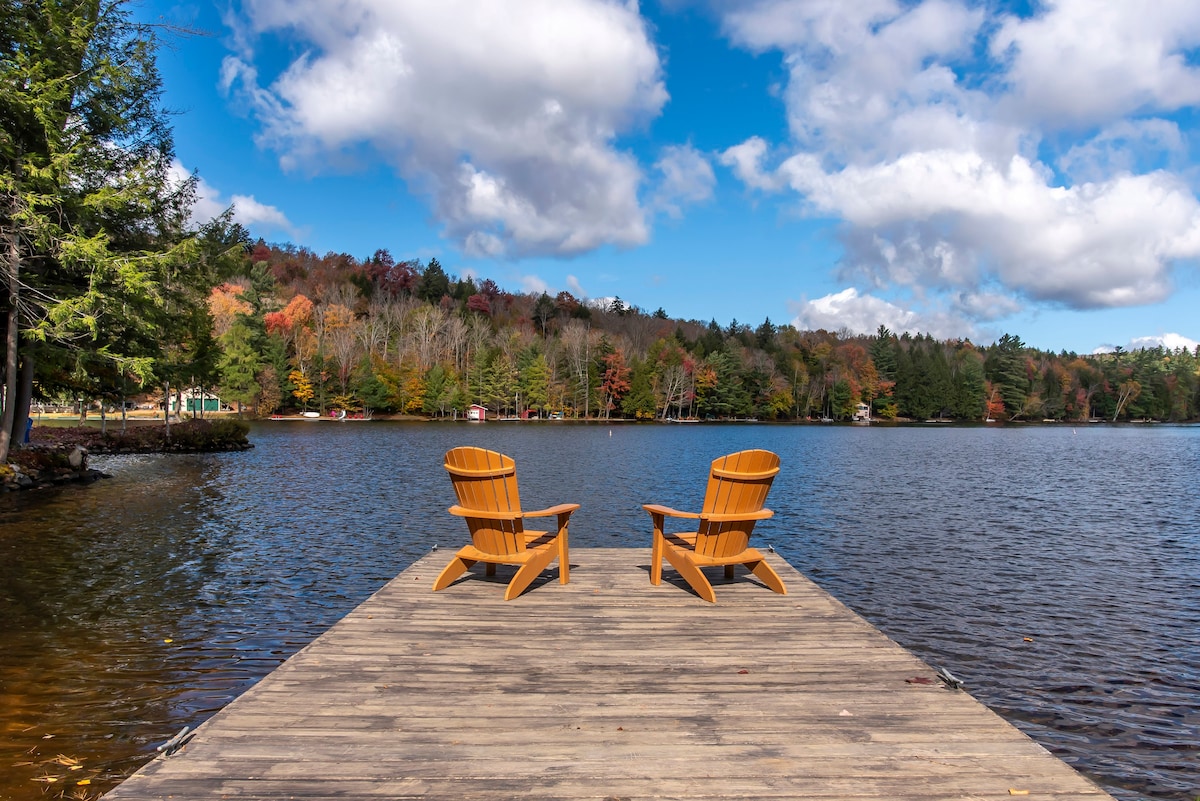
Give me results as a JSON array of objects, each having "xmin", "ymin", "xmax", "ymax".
[
  {"xmin": 554, "ymin": 291, "xmax": 581, "ymax": 317},
  {"xmin": 265, "ymin": 294, "xmax": 316, "ymax": 372},
  {"xmin": 466, "ymin": 294, "xmax": 491, "ymax": 316},
  {"xmin": 599, "ymin": 350, "xmax": 632, "ymax": 419},
  {"xmin": 250, "ymin": 243, "xmax": 272, "ymax": 264},
  {"xmin": 984, "ymin": 381, "xmax": 1006, "ymax": 421}
]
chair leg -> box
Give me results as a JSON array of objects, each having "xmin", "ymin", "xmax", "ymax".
[
  {"xmin": 432, "ymin": 554, "xmax": 475, "ymax": 591},
  {"xmin": 662, "ymin": 544, "xmax": 716, "ymax": 603},
  {"xmin": 725, "ymin": 565, "xmax": 736, "ymax": 580},
  {"xmin": 504, "ymin": 546, "xmax": 559, "ymax": 601},
  {"xmin": 557, "ymin": 514, "xmax": 571, "ymax": 584},
  {"xmin": 746, "ymin": 558, "xmax": 787, "ymax": 595},
  {"xmin": 485, "ymin": 563, "xmax": 497, "ymax": 576},
  {"xmin": 649, "ymin": 514, "xmax": 665, "ymax": 585}
]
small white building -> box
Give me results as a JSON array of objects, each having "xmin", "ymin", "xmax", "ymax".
[
  {"xmin": 853, "ymin": 402, "xmax": 870, "ymax": 421},
  {"xmin": 466, "ymin": 404, "xmax": 488, "ymax": 422},
  {"xmin": 168, "ymin": 387, "xmax": 226, "ymax": 414}
]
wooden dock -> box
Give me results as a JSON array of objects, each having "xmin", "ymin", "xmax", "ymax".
[{"xmin": 107, "ymin": 549, "xmax": 1114, "ymax": 800}]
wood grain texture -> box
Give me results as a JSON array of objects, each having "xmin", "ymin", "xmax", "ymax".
[{"xmin": 106, "ymin": 549, "xmax": 1115, "ymax": 801}]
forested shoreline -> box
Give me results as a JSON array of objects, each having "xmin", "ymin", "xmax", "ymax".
[
  {"xmin": 4, "ymin": 1, "xmax": 1198, "ymax": 474},
  {"xmin": 184, "ymin": 238, "xmax": 1200, "ymax": 425}
]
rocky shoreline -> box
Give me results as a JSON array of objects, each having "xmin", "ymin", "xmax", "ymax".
[
  {"xmin": 1, "ymin": 445, "xmax": 108, "ymax": 492},
  {"xmin": 3, "ymin": 418, "xmax": 253, "ymax": 492}
]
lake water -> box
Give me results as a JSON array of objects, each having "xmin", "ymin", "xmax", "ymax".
[{"xmin": 1, "ymin": 422, "xmax": 1197, "ymax": 801}]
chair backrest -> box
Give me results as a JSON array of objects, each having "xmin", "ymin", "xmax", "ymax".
[
  {"xmin": 695, "ymin": 449, "xmax": 780, "ymax": 558},
  {"xmin": 444, "ymin": 447, "xmax": 528, "ymax": 556}
]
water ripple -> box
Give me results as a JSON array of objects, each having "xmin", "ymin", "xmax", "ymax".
[{"xmin": 0, "ymin": 422, "xmax": 1196, "ymax": 801}]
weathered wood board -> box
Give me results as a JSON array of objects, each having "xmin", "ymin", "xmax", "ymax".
[{"xmin": 106, "ymin": 548, "xmax": 1114, "ymax": 800}]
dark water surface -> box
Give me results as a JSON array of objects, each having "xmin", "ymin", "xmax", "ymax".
[{"xmin": 1, "ymin": 422, "xmax": 1197, "ymax": 800}]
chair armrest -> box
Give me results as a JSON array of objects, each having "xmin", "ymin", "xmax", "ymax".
[
  {"xmin": 700, "ymin": 508, "xmax": 774, "ymax": 522},
  {"xmin": 447, "ymin": 505, "xmax": 520, "ymax": 521},
  {"xmin": 642, "ymin": 503, "xmax": 701, "ymax": 519},
  {"xmin": 523, "ymin": 503, "xmax": 581, "ymax": 518}
]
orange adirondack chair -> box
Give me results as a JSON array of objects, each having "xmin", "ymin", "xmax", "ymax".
[
  {"xmin": 433, "ymin": 446, "xmax": 579, "ymax": 600},
  {"xmin": 643, "ymin": 449, "xmax": 786, "ymax": 603}
]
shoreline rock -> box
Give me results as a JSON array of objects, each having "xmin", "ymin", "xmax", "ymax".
[
  {"xmin": 2, "ymin": 446, "xmax": 110, "ymax": 492},
  {"xmin": 4, "ymin": 419, "xmax": 253, "ymax": 492}
]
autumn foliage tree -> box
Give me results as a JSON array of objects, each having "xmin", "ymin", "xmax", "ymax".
[
  {"xmin": 599, "ymin": 350, "xmax": 631, "ymax": 419},
  {"xmin": 33, "ymin": 228, "xmax": 1199, "ymax": 425}
]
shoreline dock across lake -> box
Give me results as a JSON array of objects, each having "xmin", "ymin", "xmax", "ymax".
[{"xmin": 107, "ymin": 548, "xmax": 1114, "ymax": 801}]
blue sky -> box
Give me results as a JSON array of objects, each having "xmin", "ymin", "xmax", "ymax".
[{"xmin": 140, "ymin": 0, "xmax": 1200, "ymax": 355}]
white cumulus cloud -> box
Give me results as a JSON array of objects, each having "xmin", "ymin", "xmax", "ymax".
[
  {"xmin": 223, "ymin": 0, "xmax": 667, "ymax": 258},
  {"xmin": 718, "ymin": 137, "xmax": 783, "ymax": 191},
  {"xmin": 519, "ymin": 274, "xmax": 551, "ymax": 295},
  {"xmin": 791, "ymin": 288, "xmax": 911, "ymax": 335},
  {"xmin": 784, "ymin": 151, "xmax": 1200, "ymax": 309},
  {"xmin": 991, "ymin": 0, "xmax": 1200, "ymax": 129},
  {"xmin": 719, "ymin": 0, "xmax": 1200, "ymax": 330},
  {"xmin": 171, "ymin": 160, "xmax": 295, "ymax": 235},
  {"xmin": 566, "ymin": 274, "xmax": 588, "ymax": 299},
  {"xmin": 1124, "ymin": 332, "xmax": 1200, "ymax": 352},
  {"xmin": 651, "ymin": 144, "xmax": 716, "ymax": 219}
]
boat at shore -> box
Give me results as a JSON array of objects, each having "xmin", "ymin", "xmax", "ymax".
[{"xmin": 268, "ymin": 411, "xmax": 371, "ymax": 421}]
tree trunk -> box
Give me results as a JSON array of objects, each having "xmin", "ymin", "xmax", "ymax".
[
  {"xmin": 163, "ymin": 380, "xmax": 171, "ymax": 440},
  {"xmin": 0, "ymin": 230, "xmax": 20, "ymax": 465},
  {"xmin": 10, "ymin": 351, "xmax": 34, "ymax": 448}
]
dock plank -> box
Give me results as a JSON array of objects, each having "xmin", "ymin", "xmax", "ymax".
[{"xmin": 106, "ymin": 548, "xmax": 1114, "ymax": 801}]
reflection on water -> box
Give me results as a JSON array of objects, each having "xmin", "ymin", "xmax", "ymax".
[{"xmin": 0, "ymin": 422, "xmax": 1197, "ymax": 801}]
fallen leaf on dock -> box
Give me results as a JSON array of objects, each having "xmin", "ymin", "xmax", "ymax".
[
  {"xmin": 1008, "ymin": 790, "xmax": 1029, "ymax": 795},
  {"xmin": 839, "ymin": 709, "xmax": 853, "ymax": 717}
]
